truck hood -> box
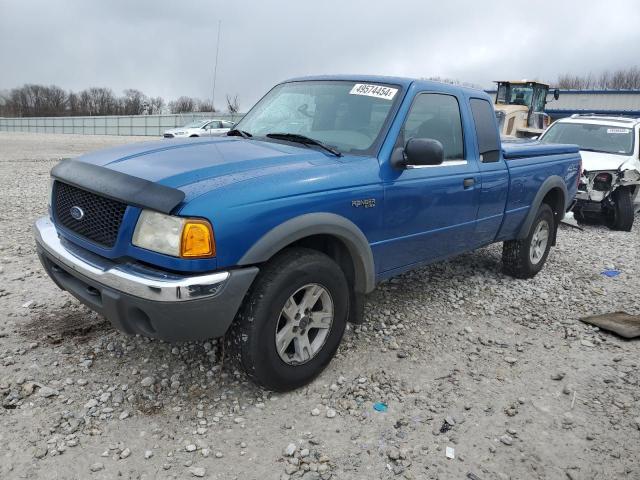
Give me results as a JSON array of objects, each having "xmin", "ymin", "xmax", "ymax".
[
  {"xmin": 74, "ymin": 137, "xmax": 348, "ymax": 201},
  {"xmin": 579, "ymin": 150, "xmax": 640, "ymax": 173}
]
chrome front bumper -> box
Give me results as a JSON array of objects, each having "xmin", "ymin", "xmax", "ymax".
[
  {"xmin": 33, "ymin": 216, "xmax": 230, "ymax": 302},
  {"xmin": 34, "ymin": 216, "xmax": 259, "ymax": 341}
]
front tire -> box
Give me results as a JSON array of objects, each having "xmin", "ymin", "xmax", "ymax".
[
  {"xmin": 605, "ymin": 187, "xmax": 634, "ymax": 232},
  {"xmin": 502, "ymin": 204, "xmax": 554, "ymax": 279},
  {"xmin": 227, "ymin": 248, "xmax": 349, "ymax": 391}
]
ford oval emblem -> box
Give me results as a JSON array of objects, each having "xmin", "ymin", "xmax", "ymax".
[{"xmin": 70, "ymin": 206, "xmax": 84, "ymax": 220}]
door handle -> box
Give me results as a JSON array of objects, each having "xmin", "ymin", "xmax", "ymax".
[{"xmin": 463, "ymin": 178, "xmax": 475, "ymax": 189}]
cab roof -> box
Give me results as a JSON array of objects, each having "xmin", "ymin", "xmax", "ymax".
[
  {"xmin": 494, "ymin": 80, "xmax": 551, "ymax": 87},
  {"xmin": 282, "ymin": 74, "xmax": 489, "ymax": 98}
]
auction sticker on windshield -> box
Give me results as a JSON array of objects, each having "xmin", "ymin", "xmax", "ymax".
[
  {"xmin": 350, "ymin": 84, "xmax": 398, "ymax": 100},
  {"xmin": 607, "ymin": 128, "xmax": 630, "ymax": 134}
]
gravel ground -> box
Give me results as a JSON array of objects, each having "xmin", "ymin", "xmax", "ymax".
[{"xmin": 1, "ymin": 132, "xmax": 639, "ymax": 480}]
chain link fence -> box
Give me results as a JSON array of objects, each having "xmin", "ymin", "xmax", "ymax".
[{"xmin": 0, "ymin": 113, "xmax": 243, "ymax": 136}]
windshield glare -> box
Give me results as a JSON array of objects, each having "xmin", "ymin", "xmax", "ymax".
[
  {"xmin": 540, "ymin": 122, "xmax": 634, "ymax": 155},
  {"xmin": 234, "ymin": 81, "xmax": 401, "ymax": 154}
]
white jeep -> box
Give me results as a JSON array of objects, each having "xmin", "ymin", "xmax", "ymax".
[{"xmin": 540, "ymin": 115, "xmax": 640, "ymax": 231}]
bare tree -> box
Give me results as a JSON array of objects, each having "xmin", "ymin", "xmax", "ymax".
[
  {"xmin": 558, "ymin": 67, "xmax": 640, "ymax": 89},
  {"xmin": 121, "ymin": 89, "xmax": 147, "ymax": 115},
  {"xmin": 148, "ymin": 96, "xmax": 165, "ymax": 114},
  {"xmin": 425, "ymin": 76, "xmax": 482, "ymax": 89},
  {"xmin": 226, "ymin": 94, "xmax": 240, "ymax": 114},
  {"xmin": 169, "ymin": 96, "xmax": 196, "ymax": 114},
  {"xmin": 0, "ymin": 83, "xmax": 245, "ymax": 117},
  {"xmin": 197, "ymin": 100, "xmax": 215, "ymax": 113}
]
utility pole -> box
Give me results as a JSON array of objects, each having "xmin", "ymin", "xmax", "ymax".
[{"xmin": 211, "ymin": 20, "xmax": 221, "ymax": 112}]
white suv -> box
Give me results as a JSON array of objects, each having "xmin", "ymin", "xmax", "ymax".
[{"xmin": 539, "ymin": 115, "xmax": 640, "ymax": 231}]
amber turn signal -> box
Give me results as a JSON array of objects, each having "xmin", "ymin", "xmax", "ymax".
[{"xmin": 180, "ymin": 220, "xmax": 215, "ymax": 258}]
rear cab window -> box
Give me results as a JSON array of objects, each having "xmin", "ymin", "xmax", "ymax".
[{"xmin": 469, "ymin": 98, "xmax": 501, "ymax": 162}]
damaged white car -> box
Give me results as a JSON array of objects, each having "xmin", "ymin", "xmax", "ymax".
[{"xmin": 540, "ymin": 115, "xmax": 640, "ymax": 231}]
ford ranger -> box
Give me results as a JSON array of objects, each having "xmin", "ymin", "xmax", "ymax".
[{"xmin": 34, "ymin": 76, "xmax": 581, "ymax": 391}]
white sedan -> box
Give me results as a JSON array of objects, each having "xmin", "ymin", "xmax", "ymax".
[{"xmin": 163, "ymin": 119, "xmax": 234, "ymax": 138}]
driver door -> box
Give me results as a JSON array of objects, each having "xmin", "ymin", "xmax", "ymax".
[{"xmin": 379, "ymin": 92, "xmax": 480, "ymax": 272}]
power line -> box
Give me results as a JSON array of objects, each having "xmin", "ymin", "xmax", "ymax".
[{"xmin": 212, "ymin": 20, "xmax": 221, "ymax": 111}]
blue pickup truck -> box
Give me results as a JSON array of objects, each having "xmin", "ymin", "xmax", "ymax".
[{"xmin": 34, "ymin": 75, "xmax": 581, "ymax": 390}]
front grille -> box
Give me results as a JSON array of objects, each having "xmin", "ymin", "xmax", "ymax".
[{"xmin": 53, "ymin": 181, "xmax": 127, "ymax": 247}]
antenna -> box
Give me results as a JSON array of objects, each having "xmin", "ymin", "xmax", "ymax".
[{"xmin": 211, "ymin": 20, "xmax": 222, "ymax": 112}]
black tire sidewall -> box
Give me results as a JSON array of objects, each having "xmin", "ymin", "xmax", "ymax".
[
  {"xmin": 247, "ymin": 255, "xmax": 348, "ymax": 390},
  {"xmin": 608, "ymin": 188, "xmax": 634, "ymax": 231},
  {"xmin": 523, "ymin": 204, "xmax": 554, "ymax": 275}
]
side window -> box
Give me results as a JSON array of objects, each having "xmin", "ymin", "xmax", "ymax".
[
  {"xmin": 400, "ymin": 93, "xmax": 465, "ymax": 161},
  {"xmin": 469, "ymin": 98, "xmax": 501, "ymax": 163}
]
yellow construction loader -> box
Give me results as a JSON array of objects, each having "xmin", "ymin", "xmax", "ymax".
[{"xmin": 493, "ymin": 80, "xmax": 559, "ymax": 138}]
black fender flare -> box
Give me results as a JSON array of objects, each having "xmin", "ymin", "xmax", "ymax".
[
  {"xmin": 238, "ymin": 213, "xmax": 376, "ymax": 294},
  {"xmin": 517, "ymin": 175, "xmax": 568, "ymax": 239}
]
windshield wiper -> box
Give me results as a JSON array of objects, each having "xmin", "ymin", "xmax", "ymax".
[
  {"xmin": 265, "ymin": 133, "xmax": 342, "ymax": 157},
  {"xmin": 227, "ymin": 128, "xmax": 252, "ymax": 138}
]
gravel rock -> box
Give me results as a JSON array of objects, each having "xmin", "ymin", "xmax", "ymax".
[
  {"xmin": 140, "ymin": 377, "xmax": 155, "ymax": 387},
  {"xmin": 500, "ymin": 435, "xmax": 513, "ymax": 446},
  {"xmin": 189, "ymin": 467, "xmax": 206, "ymax": 477},
  {"xmin": 89, "ymin": 463, "xmax": 104, "ymax": 472},
  {"xmin": 38, "ymin": 386, "xmax": 59, "ymax": 398},
  {"xmin": 284, "ymin": 443, "xmax": 297, "ymax": 456}
]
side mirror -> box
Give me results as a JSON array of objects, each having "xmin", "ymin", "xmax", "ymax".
[
  {"xmin": 553, "ymin": 89, "xmax": 560, "ymax": 100},
  {"xmin": 402, "ymin": 138, "xmax": 444, "ymax": 167}
]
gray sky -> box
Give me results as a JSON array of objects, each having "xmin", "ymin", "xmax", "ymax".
[{"xmin": 1, "ymin": 0, "xmax": 639, "ymax": 110}]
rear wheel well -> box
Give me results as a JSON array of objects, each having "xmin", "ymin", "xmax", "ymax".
[
  {"xmin": 542, "ymin": 187, "xmax": 564, "ymax": 216},
  {"xmin": 541, "ymin": 188, "xmax": 564, "ymax": 245}
]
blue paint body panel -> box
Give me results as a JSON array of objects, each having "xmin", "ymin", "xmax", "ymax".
[{"xmin": 52, "ymin": 75, "xmax": 581, "ymax": 283}]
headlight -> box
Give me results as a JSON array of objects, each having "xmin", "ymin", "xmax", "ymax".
[{"xmin": 132, "ymin": 210, "xmax": 215, "ymax": 258}]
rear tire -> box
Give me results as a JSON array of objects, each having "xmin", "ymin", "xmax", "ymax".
[
  {"xmin": 227, "ymin": 248, "xmax": 349, "ymax": 391},
  {"xmin": 502, "ymin": 204, "xmax": 554, "ymax": 279},
  {"xmin": 605, "ymin": 187, "xmax": 634, "ymax": 232}
]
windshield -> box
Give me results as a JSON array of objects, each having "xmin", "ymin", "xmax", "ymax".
[
  {"xmin": 540, "ymin": 122, "xmax": 634, "ymax": 155},
  {"xmin": 233, "ymin": 81, "xmax": 402, "ymax": 154},
  {"xmin": 496, "ymin": 84, "xmax": 533, "ymax": 107},
  {"xmin": 183, "ymin": 120, "xmax": 208, "ymax": 128}
]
